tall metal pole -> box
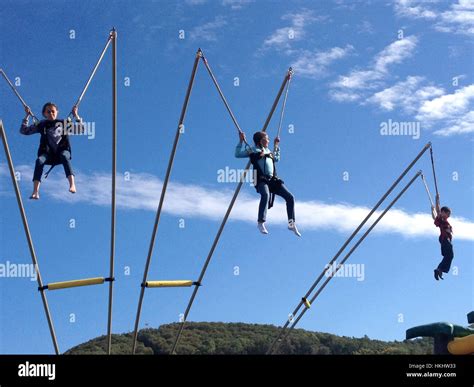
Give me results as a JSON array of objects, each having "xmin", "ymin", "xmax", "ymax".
[
  {"xmin": 171, "ymin": 67, "xmax": 292, "ymax": 354},
  {"xmin": 106, "ymin": 27, "xmax": 117, "ymax": 355},
  {"xmin": 131, "ymin": 50, "xmax": 202, "ymax": 354},
  {"xmin": 0, "ymin": 121, "xmax": 60, "ymax": 354}
]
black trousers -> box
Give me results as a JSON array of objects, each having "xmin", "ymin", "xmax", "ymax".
[{"xmin": 437, "ymin": 237, "xmax": 454, "ymax": 273}]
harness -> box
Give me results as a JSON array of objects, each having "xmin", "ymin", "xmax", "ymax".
[
  {"xmin": 37, "ymin": 119, "xmax": 72, "ymax": 178},
  {"xmin": 249, "ymin": 150, "xmax": 284, "ymax": 209}
]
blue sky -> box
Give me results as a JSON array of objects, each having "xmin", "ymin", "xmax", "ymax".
[{"xmin": 0, "ymin": 0, "xmax": 473, "ymax": 354}]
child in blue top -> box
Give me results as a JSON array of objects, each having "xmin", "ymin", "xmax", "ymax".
[{"xmin": 235, "ymin": 131, "xmax": 301, "ymax": 236}]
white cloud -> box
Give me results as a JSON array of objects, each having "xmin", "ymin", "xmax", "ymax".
[
  {"xmin": 373, "ymin": 37, "xmax": 418, "ymax": 73},
  {"xmin": 434, "ymin": 110, "xmax": 474, "ymax": 136},
  {"xmin": 395, "ymin": 0, "xmax": 474, "ymax": 35},
  {"xmin": 2, "ymin": 164, "xmax": 473, "ymax": 241},
  {"xmin": 394, "ymin": 0, "xmax": 438, "ymax": 19},
  {"xmin": 368, "ymin": 80, "xmax": 474, "ymax": 137},
  {"xmin": 221, "ymin": 0, "xmax": 253, "ymax": 10},
  {"xmin": 190, "ymin": 16, "xmax": 227, "ymax": 42},
  {"xmin": 328, "ymin": 90, "xmax": 362, "ymax": 102},
  {"xmin": 262, "ymin": 10, "xmax": 324, "ymax": 51},
  {"xmin": 416, "ymin": 84, "xmax": 474, "ymax": 121},
  {"xmin": 330, "ymin": 36, "xmax": 418, "ymax": 102},
  {"xmin": 368, "ymin": 76, "xmax": 445, "ymax": 112},
  {"xmin": 291, "ymin": 45, "xmax": 354, "ymax": 78}
]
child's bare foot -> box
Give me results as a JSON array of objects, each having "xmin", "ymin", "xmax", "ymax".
[
  {"xmin": 29, "ymin": 192, "xmax": 40, "ymax": 200},
  {"xmin": 67, "ymin": 175, "xmax": 76, "ymax": 194}
]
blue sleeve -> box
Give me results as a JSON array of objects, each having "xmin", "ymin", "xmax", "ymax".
[
  {"xmin": 19, "ymin": 118, "xmax": 39, "ymax": 135},
  {"xmin": 235, "ymin": 142, "xmax": 252, "ymax": 158}
]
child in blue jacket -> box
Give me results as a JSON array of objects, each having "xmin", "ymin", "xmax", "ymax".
[
  {"xmin": 235, "ymin": 131, "xmax": 300, "ymax": 236},
  {"xmin": 21, "ymin": 102, "xmax": 83, "ymax": 200}
]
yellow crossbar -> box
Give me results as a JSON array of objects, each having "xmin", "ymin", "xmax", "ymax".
[
  {"xmin": 47, "ymin": 277, "xmax": 105, "ymax": 290},
  {"xmin": 146, "ymin": 280, "xmax": 194, "ymax": 288}
]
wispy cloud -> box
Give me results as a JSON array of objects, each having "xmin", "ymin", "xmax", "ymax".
[
  {"xmin": 367, "ymin": 76, "xmax": 445, "ymax": 113},
  {"xmin": 395, "ymin": 0, "xmax": 474, "ymax": 36},
  {"xmin": 416, "ymin": 84, "xmax": 474, "ymax": 136},
  {"xmin": 261, "ymin": 10, "xmax": 325, "ymax": 52},
  {"xmin": 291, "ymin": 45, "xmax": 354, "ymax": 79},
  {"xmin": 2, "ymin": 164, "xmax": 473, "ymax": 241},
  {"xmin": 357, "ymin": 20, "xmax": 375, "ymax": 34},
  {"xmin": 221, "ymin": 0, "xmax": 253, "ymax": 10},
  {"xmin": 394, "ymin": 0, "xmax": 438, "ymax": 20},
  {"xmin": 329, "ymin": 36, "xmax": 418, "ymax": 101},
  {"xmin": 190, "ymin": 16, "xmax": 227, "ymax": 42},
  {"xmin": 365, "ymin": 77, "xmax": 474, "ymax": 137}
]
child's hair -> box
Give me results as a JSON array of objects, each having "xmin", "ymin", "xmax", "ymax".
[
  {"xmin": 42, "ymin": 102, "xmax": 58, "ymax": 116},
  {"xmin": 440, "ymin": 206, "xmax": 451, "ymax": 215},
  {"xmin": 253, "ymin": 131, "xmax": 267, "ymax": 146}
]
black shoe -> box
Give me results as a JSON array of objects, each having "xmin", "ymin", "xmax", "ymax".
[
  {"xmin": 438, "ymin": 270, "xmax": 444, "ymax": 280},
  {"xmin": 434, "ymin": 269, "xmax": 439, "ymax": 281}
]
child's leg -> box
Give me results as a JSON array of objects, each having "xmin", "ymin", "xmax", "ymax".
[
  {"xmin": 256, "ymin": 182, "xmax": 270, "ymax": 223},
  {"xmin": 438, "ymin": 239, "xmax": 454, "ymax": 273},
  {"xmin": 31, "ymin": 154, "xmax": 47, "ymax": 199},
  {"xmin": 274, "ymin": 183, "xmax": 295, "ymax": 221},
  {"xmin": 59, "ymin": 150, "xmax": 76, "ymax": 193}
]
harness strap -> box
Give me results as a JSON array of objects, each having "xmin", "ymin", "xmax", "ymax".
[{"xmin": 44, "ymin": 164, "xmax": 56, "ymax": 179}]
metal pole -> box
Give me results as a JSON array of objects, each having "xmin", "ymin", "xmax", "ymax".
[
  {"xmin": 72, "ymin": 33, "xmax": 113, "ymax": 110},
  {"xmin": 430, "ymin": 146, "xmax": 439, "ymax": 199},
  {"xmin": 276, "ymin": 69, "xmax": 292, "ymax": 139},
  {"xmin": 0, "ymin": 120, "xmax": 59, "ymax": 354},
  {"xmin": 267, "ymin": 143, "xmax": 432, "ymax": 354},
  {"xmin": 421, "ymin": 173, "xmax": 434, "ymax": 208},
  {"xmin": 200, "ymin": 50, "xmax": 243, "ymax": 134},
  {"xmin": 271, "ymin": 172, "xmax": 423, "ymax": 353},
  {"xmin": 171, "ymin": 68, "xmax": 292, "ymax": 354},
  {"xmin": 0, "ymin": 69, "xmax": 40, "ymax": 123},
  {"xmin": 106, "ymin": 27, "xmax": 117, "ymax": 355},
  {"xmin": 131, "ymin": 50, "xmax": 202, "ymax": 354}
]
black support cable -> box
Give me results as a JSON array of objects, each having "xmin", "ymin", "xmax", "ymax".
[{"xmin": 131, "ymin": 49, "xmax": 202, "ymax": 354}]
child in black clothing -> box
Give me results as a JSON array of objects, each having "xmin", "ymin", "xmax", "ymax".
[{"xmin": 20, "ymin": 103, "xmax": 83, "ymax": 200}]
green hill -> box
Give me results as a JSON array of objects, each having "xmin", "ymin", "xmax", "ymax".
[{"xmin": 65, "ymin": 322, "xmax": 433, "ymax": 355}]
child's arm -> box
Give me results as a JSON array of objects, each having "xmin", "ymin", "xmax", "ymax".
[
  {"xmin": 235, "ymin": 142, "xmax": 252, "ymax": 158},
  {"xmin": 71, "ymin": 105, "xmax": 85, "ymax": 134},
  {"xmin": 235, "ymin": 132, "xmax": 252, "ymax": 158},
  {"xmin": 19, "ymin": 107, "xmax": 39, "ymax": 135}
]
